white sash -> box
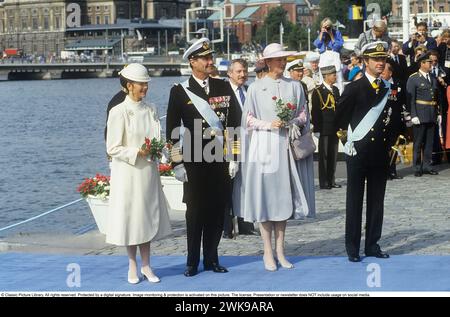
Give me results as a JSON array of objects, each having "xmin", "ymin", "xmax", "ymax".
[
  {"xmin": 181, "ymin": 80, "xmax": 224, "ymax": 145},
  {"xmin": 344, "ymin": 80, "xmax": 391, "ymax": 156}
]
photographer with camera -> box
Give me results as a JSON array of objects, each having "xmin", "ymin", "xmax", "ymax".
[
  {"xmin": 313, "ymin": 18, "xmax": 344, "ymax": 54},
  {"xmin": 402, "ymin": 22, "xmax": 437, "ymax": 63}
]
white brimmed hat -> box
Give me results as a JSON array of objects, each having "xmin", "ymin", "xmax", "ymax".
[
  {"xmin": 183, "ymin": 37, "xmax": 215, "ymax": 60},
  {"xmin": 118, "ymin": 63, "xmax": 151, "ymax": 82},
  {"xmin": 260, "ymin": 43, "xmax": 299, "ymax": 60}
]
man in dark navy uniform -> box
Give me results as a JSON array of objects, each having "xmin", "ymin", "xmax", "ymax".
[
  {"xmin": 311, "ymin": 65, "xmax": 341, "ymax": 189},
  {"xmin": 336, "ymin": 41, "xmax": 399, "ymax": 262},
  {"xmin": 406, "ymin": 52, "xmax": 441, "ymax": 176},
  {"xmin": 166, "ymin": 38, "xmax": 240, "ymax": 276}
]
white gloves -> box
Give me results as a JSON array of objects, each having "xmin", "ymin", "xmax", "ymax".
[
  {"xmin": 229, "ymin": 161, "xmax": 239, "ymax": 179},
  {"xmin": 411, "ymin": 117, "xmax": 420, "ymax": 125},
  {"xmin": 313, "ymin": 132, "xmax": 320, "ymax": 138},
  {"xmin": 173, "ymin": 164, "xmax": 188, "ymax": 182},
  {"xmin": 437, "ymin": 115, "xmax": 442, "ymax": 126},
  {"xmin": 289, "ymin": 124, "xmax": 302, "ymax": 140}
]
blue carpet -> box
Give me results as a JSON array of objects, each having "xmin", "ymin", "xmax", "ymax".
[{"xmin": 1, "ymin": 253, "xmax": 449, "ymax": 291}]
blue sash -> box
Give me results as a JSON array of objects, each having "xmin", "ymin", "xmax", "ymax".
[
  {"xmin": 344, "ymin": 80, "xmax": 391, "ymax": 156},
  {"xmin": 181, "ymin": 80, "xmax": 224, "ymax": 145}
]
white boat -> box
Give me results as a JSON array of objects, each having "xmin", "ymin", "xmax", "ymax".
[{"xmin": 180, "ymin": 62, "xmax": 192, "ymax": 76}]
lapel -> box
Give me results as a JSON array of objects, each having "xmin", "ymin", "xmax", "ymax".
[
  {"xmin": 418, "ymin": 72, "xmax": 432, "ymax": 88},
  {"xmin": 188, "ymin": 76, "xmax": 209, "ymax": 101}
]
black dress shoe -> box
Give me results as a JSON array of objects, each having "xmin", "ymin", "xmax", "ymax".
[
  {"xmin": 222, "ymin": 232, "xmax": 234, "ymax": 239},
  {"xmin": 414, "ymin": 171, "xmax": 422, "ymax": 177},
  {"xmin": 330, "ymin": 184, "xmax": 342, "ymax": 188},
  {"xmin": 184, "ymin": 266, "xmax": 198, "ymax": 277},
  {"xmin": 320, "ymin": 185, "xmax": 332, "ymax": 189},
  {"xmin": 424, "ymin": 170, "xmax": 438, "ymax": 175},
  {"xmin": 348, "ymin": 255, "xmax": 361, "ymax": 262},
  {"xmin": 365, "ymin": 250, "xmax": 390, "ymax": 258},
  {"xmin": 389, "ymin": 174, "xmax": 403, "ymax": 180},
  {"xmin": 204, "ymin": 263, "xmax": 228, "ymax": 273}
]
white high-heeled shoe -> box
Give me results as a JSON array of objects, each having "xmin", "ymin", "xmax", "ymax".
[
  {"xmin": 263, "ymin": 256, "xmax": 277, "ymax": 272},
  {"xmin": 276, "ymin": 258, "xmax": 294, "ymax": 269},
  {"xmin": 127, "ymin": 270, "xmax": 140, "ymax": 284},
  {"xmin": 141, "ymin": 268, "xmax": 160, "ymax": 283}
]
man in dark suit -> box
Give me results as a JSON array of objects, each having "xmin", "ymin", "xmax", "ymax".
[
  {"xmin": 311, "ymin": 65, "xmax": 341, "ymax": 189},
  {"xmin": 389, "ymin": 39, "xmax": 408, "ymax": 87},
  {"xmin": 104, "ymin": 77, "xmax": 127, "ymax": 141},
  {"xmin": 381, "ymin": 60, "xmax": 407, "ymax": 179},
  {"xmin": 222, "ymin": 58, "xmax": 257, "ymax": 238},
  {"xmin": 406, "ymin": 52, "xmax": 440, "ymax": 176},
  {"xmin": 335, "ymin": 41, "xmax": 399, "ymax": 262},
  {"xmin": 166, "ymin": 38, "xmax": 240, "ymax": 277}
]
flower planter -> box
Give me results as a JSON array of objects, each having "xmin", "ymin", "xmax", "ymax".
[
  {"xmin": 161, "ymin": 176, "xmax": 186, "ymax": 211},
  {"xmin": 86, "ymin": 195, "xmax": 109, "ymax": 234}
]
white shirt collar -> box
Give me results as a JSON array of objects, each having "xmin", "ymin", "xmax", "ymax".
[
  {"xmin": 229, "ymin": 81, "xmax": 240, "ymax": 92},
  {"xmin": 365, "ymin": 72, "xmax": 379, "ymax": 84},
  {"xmin": 418, "ymin": 69, "xmax": 430, "ymax": 78},
  {"xmin": 192, "ymin": 74, "xmax": 209, "ymax": 88},
  {"xmin": 323, "ymin": 82, "xmax": 334, "ymax": 92}
]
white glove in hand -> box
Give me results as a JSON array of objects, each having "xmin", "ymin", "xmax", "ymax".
[
  {"xmin": 229, "ymin": 161, "xmax": 239, "ymax": 179},
  {"xmin": 437, "ymin": 115, "xmax": 442, "ymax": 126},
  {"xmin": 289, "ymin": 124, "xmax": 302, "ymax": 140},
  {"xmin": 173, "ymin": 164, "xmax": 188, "ymax": 182},
  {"xmin": 313, "ymin": 132, "xmax": 320, "ymax": 138},
  {"xmin": 411, "ymin": 117, "xmax": 420, "ymax": 125}
]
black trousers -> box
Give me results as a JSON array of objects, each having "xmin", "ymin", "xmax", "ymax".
[
  {"xmin": 413, "ymin": 123, "xmax": 435, "ymax": 172},
  {"xmin": 318, "ymin": 135, "xmax": 339, "ymax": 187},
  {"xmin": 345, "ymin": 156, "xmax": 388, "ymax": 256},
  {"xmin": 185, "ymin": 203, "xmax": 225, "ymax": 267}
]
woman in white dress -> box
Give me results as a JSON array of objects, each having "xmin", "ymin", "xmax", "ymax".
[
  {"xmin": 106, "ymin": 64, "xmax": 172, "ymax": 284},
  {"xmin": 238, "ymin": 44, "xmax": 315, "ymax": 271}
]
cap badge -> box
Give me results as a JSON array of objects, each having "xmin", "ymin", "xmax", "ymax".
[
  {"xmin": 202, "ymin": 41, "xmax": 210, "ymax": 50},
  {"xmin": 376, "ymin": 43, "xmax": 384, "ymax": 52}
]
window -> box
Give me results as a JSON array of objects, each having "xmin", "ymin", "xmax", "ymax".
[
  {"xmin": 96, "ymin": 16, "xmax": 101, "ymax": 24},
  {"xmin": 304, "ymin": 8, "xmax": 309, "ymax": 14},
  {"xmin": 55, "ymin": 16, "xmax": 60, "ymax": 29},
  {"xmin": 104, "ymin": 15, "xmax": 109, "ymax": 24},
  {"xmin": 44, "ymin": 16, "xmax": 49, "ymax": 30},
  {"xmin": 88, "ymin": 6, "xmax": 92, "ymax": 12},
  {"xmin": 96, "ymin": 6, "xmax": 100, "ymax": 12},
  {"xmin": 297, "ymin": 7, "xmax": 303, "ymax": 14},
  {"xmin": 32, "ymin": 17, "xmax": 38, "ymax": 30},
  {"xmin": 88, "ymin": 16, "xmax": 92, "ymax": 24},
  {"xmin": 439, "ymin": 6, "xmax": 444, "ymax": 11},
  {"xmin": 104, "ymin": 6, "xmax": 109, "ymax": 11},
  {"xmin": 418, "ymin": 7, "xmax": 423, "ymax": 13},
  {"xmin": 22, "ymin": 18, "xmax": 27, "ymax": 30}
]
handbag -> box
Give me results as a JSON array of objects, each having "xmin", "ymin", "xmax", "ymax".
[{"xmin": 290, "ymin": 131, "xmax": 316, "ymax": 160}]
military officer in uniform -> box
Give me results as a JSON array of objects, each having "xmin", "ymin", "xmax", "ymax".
[
  {"xmin": 335, "ymin": 41, "xmax": 399, "ymax": 262},
  {"xmin": 166, "ymin": 38, "xmax": 241, "ymax": 276},
  {"xmin": 406, "ymin": 52, "xmax": 440, "ymax": 176},
  {"xmin": 286, "ymin": 59, "xmax": 309, "ymax": 104},
  {"xmin": 311, "ymin": 65, "xmax": 341, "ymax": 189}
]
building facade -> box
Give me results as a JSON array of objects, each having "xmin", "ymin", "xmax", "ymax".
[
  {"xmin": 208, "ymin": 0, "xmax": 320, "ymax": 45},
  {"xmin": 0, "ymin": 0, "xmax": 194, "ymax": 58}
]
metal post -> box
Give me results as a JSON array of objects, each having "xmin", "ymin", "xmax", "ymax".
[
  {"xmin": 158, "ymin": 31, "xmax": 161, "ymax": 55},
  {"xmin": 120, "ymin": 29, "xmax": 124, "ymax": 62},
  {"xmin": 165, "ymin": 30, "xmax": 168, "ymax": 56},
  {"xmin": 280, "ymin": 23, "xmax": 284, "ymax": 47},
  {"xmin": 308, "ymin": 27, "xmax": 311, "ymax": 51},
  {"xmin": 227, "ymin": 25, "xmax": 230, "ymax": 60},
  {"xmin": 402, "ymin": 0, "xmax": 409, "ymax": 43}
]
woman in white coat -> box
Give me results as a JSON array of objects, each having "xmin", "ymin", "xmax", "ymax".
[{"xmin": 106, "ymin": 64, "xmax": 172, "ymax": 284}]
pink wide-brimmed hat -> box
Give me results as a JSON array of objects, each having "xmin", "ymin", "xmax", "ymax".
[{"xmin": 260, "ymin": 43, "xmax": 299, "ymax": 60}]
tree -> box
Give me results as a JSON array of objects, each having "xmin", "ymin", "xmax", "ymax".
[
  {"xmin": 254, "ymin": 7, "xmax": 292, "ymax": 46},
  {"xmin": 366, "ymin": 0, "xmax": 392, "ymax": 17},
  {"xmin": 254, "ymin": 7, "xmax": 308, "ymax": 50}
]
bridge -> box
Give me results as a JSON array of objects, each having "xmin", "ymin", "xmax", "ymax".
[{"xmin": 0, "ymin": 61, "xmax": 183, "ymax": 80}]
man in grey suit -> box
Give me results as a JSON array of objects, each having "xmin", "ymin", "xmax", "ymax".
[{"xmin": 406, "ymin": 52, "xmax": 441, "ymax": 176}]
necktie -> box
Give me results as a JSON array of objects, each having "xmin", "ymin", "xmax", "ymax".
[
  {"xmin": 237, "ymin": 86, "xmax": 245, "ymax": 106},
  {"xmin": 395, "ymin": 55, "xmax": 399, "ymax": 64},
  {"xmin": 426, "ymin": 74, "xmax": 431, "ymax": 83},
  {"xmin": 202, "ymin": 80, "xmax": 208, "ymax": 94},
  {"xmin": 372, "ymin": 78, "xmax": 380, "ymax": 88}
]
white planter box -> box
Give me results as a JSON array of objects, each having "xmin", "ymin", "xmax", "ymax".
[
  {"xmin": 86, "ymin": 195, "xmax": 109, "ymax": 234},
  {"xmin": 161, "ymin": 176, "xmax": 186, "ymax": 211}
]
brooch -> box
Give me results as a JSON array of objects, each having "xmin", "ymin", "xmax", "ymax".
[{"xmin": 127, "ymin": 110, "xmax": 134, "ymax": 117}]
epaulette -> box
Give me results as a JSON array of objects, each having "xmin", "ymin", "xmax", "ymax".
[
  {"xmin": 173, "ymin": 83, "xmax": 179, "ymax": 86},
  {"xmin": 408, "ymin": 72, "xmax": 419, "ymax": 78}
]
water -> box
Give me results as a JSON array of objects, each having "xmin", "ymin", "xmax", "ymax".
[{"xmin": 0, "ymin": 77, "xmax": 183, "ymax": 237}]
